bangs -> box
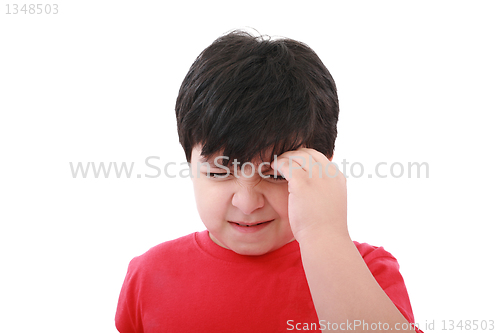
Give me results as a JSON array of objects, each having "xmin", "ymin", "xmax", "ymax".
[
  {"xmin": 199, "ymin": 132, "xmax": 307, "ymax": 167},
  {"xmin": 176, "ymin": 30, "xmax": 338, "ymax": 165}
]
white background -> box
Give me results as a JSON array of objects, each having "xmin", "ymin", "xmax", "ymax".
[{"xmin": 1, "ymin": 1, "xmax": 499, "ymax": 332}]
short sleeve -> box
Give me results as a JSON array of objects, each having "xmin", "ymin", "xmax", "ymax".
[
  {"xmin": 355, "ymin": 242, "xmax": 424, "ymax": 333},
  {"xmin": 115, "ymin": 257, "xmax": 144, "ymax": 333}
]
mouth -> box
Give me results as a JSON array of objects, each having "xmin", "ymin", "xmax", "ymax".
[{"xmin": 229, "ymin": 219, "xmax": 274, "ymax": 227}]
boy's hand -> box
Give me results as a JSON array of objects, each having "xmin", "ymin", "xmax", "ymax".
[
  {"xmin": 271, "ymin": 148, "xmax": 348, "ymax": 244},
  {"xmin": 272, "ymin": 149, "xmax": 413, "ymax": 331}
]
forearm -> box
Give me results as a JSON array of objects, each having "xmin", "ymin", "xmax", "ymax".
[{"xmin": 298, "ymin": 227, "xmax": 414, "ymax": 332}]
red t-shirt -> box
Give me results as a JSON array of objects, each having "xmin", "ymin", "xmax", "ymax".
[{"xmin": 116, "ymin": 231, "xmax": 421, "ymax": 332}]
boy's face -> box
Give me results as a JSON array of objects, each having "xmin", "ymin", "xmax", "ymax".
[{"xmin": 190, "ymin": 145, "xmax": 295, "ymax": 256}]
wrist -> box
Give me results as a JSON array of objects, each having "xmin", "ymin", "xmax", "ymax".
[{"xmin": 294, "ymin": 222, "xmax": 351, "ymax": 246}]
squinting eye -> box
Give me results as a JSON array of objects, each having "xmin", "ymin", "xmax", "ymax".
[
  {"xmin": 207, "ymin": 172, "xmax": 229, "ymax": 179},
  {"xmin": 268, "ymin": 175, "xmax": 286, "ymax": 181}
]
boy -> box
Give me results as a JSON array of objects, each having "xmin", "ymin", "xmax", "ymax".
[{"xmin": 116, "ymin": 30, "xmax": 422, "ymax": 332}]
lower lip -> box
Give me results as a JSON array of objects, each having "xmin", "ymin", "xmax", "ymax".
[{"xmin": 229, "ymin": 220, "xmax": 274, "ymax": 233}]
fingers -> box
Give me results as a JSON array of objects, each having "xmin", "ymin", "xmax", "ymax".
[{"xmin": 271, "ymin": 148, "xmax": 343, "ymax": 182}]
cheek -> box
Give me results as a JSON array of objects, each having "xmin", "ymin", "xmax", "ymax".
[
  {"xmin": 192, "ymin": 180, "xmax": 230, "ymax": 217},
  {"xmin": 266, "ymin": 184, "xmax": 289, "ymax": 218},
  {"xmin": 193, "ymin": 181, "xmax": 212, "ymax": 209}
]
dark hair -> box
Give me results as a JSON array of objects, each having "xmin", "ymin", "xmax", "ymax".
[{"xmin": 175, "ymin": 30, "xmax": 339, "ymax": 165}]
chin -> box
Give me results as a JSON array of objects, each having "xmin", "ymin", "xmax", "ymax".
[
  {"xmin": 231, "ymin": 246, "xmax": 272, "ymax": 256},
  {"xmin": 227, "ymin": 240, "xmax": 280, "ymax": 256}
]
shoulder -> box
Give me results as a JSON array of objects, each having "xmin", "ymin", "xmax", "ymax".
[
  {"xmin": 116, "ymin": 234, "xmax": 200, "ymax": 332},
  {"xmin": 351, "ymin": 241, "xmax": 410, "ymax": 312},
  {"xmin": 352, "ymin": 241, "xmax": 403, "ymax": 280},
  {"xmin": 353, "ymin": 241, "xmax": 418, "ymax": 326},
  {"xmin": 127, "ymin": 232, "xmax": 198, "ymax": 275},
  {"xmin": 353, "ymin": 241, "xmax": 398, "ymax": 264}
]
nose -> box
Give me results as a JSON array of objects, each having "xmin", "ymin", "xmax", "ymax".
[{"xmin": 231, "ymin": 182, "xmax": 265, "ymax": 215}]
